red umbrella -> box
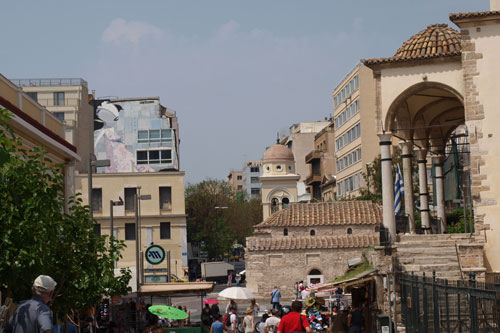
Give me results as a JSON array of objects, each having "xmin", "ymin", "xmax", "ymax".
[{"xmin": 203, "ymin": 299, "xmax": 219, "ymax": 305}]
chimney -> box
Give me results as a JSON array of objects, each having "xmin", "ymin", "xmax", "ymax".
[{"xmin": 491, "ymin": 0, "xmax": 500, "ymax": 11}]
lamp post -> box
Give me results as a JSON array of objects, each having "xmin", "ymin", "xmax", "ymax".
[
  {"xmin": 88, "ymin": 154, "xmax": 110, "ymax": 222},
  {"xmin": 110, "ymin": 197, "xmax": 124, "ymax": 240},
  {"xmin": 214, "ymin": 206, "xmax": 228, "ymax": 260},
  {"xmin": 134, "ymin": 187, "xmax": 151, "ymax": 332}
]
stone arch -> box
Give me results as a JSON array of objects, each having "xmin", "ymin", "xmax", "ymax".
[
  {"xmin": 266, "ymin": 187, "xmax": 295, "ymax": 203},
  {"xmin": 384, "ymin": 81, "xmax": 464, "ymax": 134},
  {"xmin": 309, "ymin": 268, "xmax": 322, "ymax": 275}
]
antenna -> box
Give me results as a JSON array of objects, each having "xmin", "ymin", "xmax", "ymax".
[{"xmin": 276, "ymin": 132, "xmax": 280, "ymax": 144}]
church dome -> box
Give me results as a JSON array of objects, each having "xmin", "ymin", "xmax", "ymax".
[
  {"xmin": 393, "ymin": 24, "xmax": 461, "ymax": 59},
  {"xmin": 263, "ymin": 144, "xmax": 294, "ymax": 162}
]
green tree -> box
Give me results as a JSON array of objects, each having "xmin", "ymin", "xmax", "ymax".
[
  {"xmin": 0, "ymin": 108, "xmax": 130, "ymax": 321},
  {"xmin": 185, "ymin": 179, "xmax": 262, "ymax": 259}
]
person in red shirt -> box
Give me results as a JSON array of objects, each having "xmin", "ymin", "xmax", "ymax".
[{"xmin": 277, "ymin": 301, "xmax": 311, "ymax": 333}]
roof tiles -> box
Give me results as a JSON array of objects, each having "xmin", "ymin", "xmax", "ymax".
[
  {"xmin": 247, "ymin": 234, "xmax": 379, "ymax": 251},
  {"xmin": 363, "ymin": 24, "xmax": 461, "ymax": 66},
  {"xmin": 256, "ymin": 201, "xmax": 382, "ymax": 228}
]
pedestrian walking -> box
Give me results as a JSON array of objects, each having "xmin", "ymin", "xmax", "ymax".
[
  {"xmin": 293, "ymin": 282, "xmax": 299, "ymax": 300},
  {"xmin": 243, "ymin": 308, "xmax": 255, "ymax": 333},
  {"xmin": 250, "ymin": 299, "xmax": 260, "ymax": 317},
  {"xmin": 228, "ymin": 272, "xmax": 233, "ymax": 286},
  {"xmin": 227, "ymin": 307, "xmax": 238, "ymax": 333},
  {"xmin": 276, "ymin": 300, "xmax": 311, "ymax": 333},
  {"xmin": 4, "ymin": 275, "xmax": 57, "ymax": 333},
  {"xmin": 235, "ymin": 273, "xmax": 242, "ymax": 287},
  {"xmin": 271, "ymin": 286, "xmax": 281, "ymax": 310}
]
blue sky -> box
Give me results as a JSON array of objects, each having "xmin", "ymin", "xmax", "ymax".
[{"xmin": 2, "ymin": 1, "xmax": 488, "ymax": 184}]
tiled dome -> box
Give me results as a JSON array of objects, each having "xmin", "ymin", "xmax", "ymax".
[
  {"xmin": 394, "ymin": 24, "xmax": 461, "ymax": 58},
  {"xmin": 263, "ymin": 144, "xmax": 294, "ymax": 162}
]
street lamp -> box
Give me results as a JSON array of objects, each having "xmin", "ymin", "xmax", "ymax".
[
  {"xmin": 135, "ymin": 187, "xmax": 151, "ymax": 291},
  {"xmin": 214, "ymin": 206, "xmax": 228, "ymax": 260},
  {"xmin": 88, "ymin": 154, "xmax": 110, "ymax": 222},
  {"xmin": 134, "ymin": 187, "xmax": 151, "ymax": 333},
  {"xmin": 110, "ymin": 197, "xmax": 124, "ymax": 241}
]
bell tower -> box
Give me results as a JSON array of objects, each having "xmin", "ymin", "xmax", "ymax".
[{"xmin": 259, "ymin": 144, "xmax": 300, "ymax": 220}]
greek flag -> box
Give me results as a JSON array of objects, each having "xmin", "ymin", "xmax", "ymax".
[{"xmin": 394, "ymin": 164, "xmax": 404, "ymax": 216}]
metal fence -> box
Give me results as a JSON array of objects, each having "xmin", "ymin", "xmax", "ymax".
[{"xmin": 400, "ymin": 271, "xmax": 500, "ymax": 332}]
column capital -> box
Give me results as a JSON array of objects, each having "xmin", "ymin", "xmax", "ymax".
[
  {"xmin": 377, "ymin": 132, "xmax": 393, "ymax": 144},
  {"xmin": 399, "ymin": 141, "xmax": 414, "ymax": 156},
  {"xmin": 432, "ymin": 155, "xmax": 445, "ymax": 164},
  {"xmin": 416, "ymin": 148, "xmax": 428, "ymax": 161}
]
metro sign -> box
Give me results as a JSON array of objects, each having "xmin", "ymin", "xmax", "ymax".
[{"xmin": 145, "ymin": 244, "xmax": 165, "ymax": 265}]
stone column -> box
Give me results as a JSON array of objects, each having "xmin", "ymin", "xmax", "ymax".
[
  {"xmin": 416, "ymin": 148, "xmax": 431, "ymax": 233},
  {"xmin": 400, "ymin": 141, "xmax": 415, "ymax": 234},
  {"xmin": 378, "ymin": 133, "xmax": 396, "ymax": 242},
  {"xmin": 433, "ymin": 154, "xmax": 447, "ymax": 233}
]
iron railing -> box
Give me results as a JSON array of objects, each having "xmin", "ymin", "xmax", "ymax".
[
  {"xmin": 11, "ymin": 78, "xmax": 88, "ymax": 88},
  {"xmin": 400, "ymin": 271, "xmax": 500, "ymax": 332}
]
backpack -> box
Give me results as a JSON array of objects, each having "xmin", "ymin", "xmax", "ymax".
[{"xmin": 225, "ymin": 314, "xmax": 232, "ymax": 327}]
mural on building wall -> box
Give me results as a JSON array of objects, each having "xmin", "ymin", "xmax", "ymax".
[{"xmin": 93, "ymin": 99, "xmax": 178, "ymax": 173}]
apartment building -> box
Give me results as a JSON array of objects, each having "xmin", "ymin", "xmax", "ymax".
[
  {"xmin": 280, "ymin": 121, "xmax": 330, "ymax": 201},
  {"xmin": 227, "ymin": 170, "xmax": 244, "ymax": 194},
  {"xmin": 332, "ymin": 64, "xmax": 377, "ymax": 199},
  {"xmin": 243, "ymin": 160, "xmax": 262, "ymax": 199},
  {"xmin": 10, "ymin": 78, "xmax": 93, "ymax": 172},
  {"xmin": 75, "ymin": 96, "xmax": 187, "ymax": 291},
  {"xmin": 0, "ymin": 74, "xmax": 79, "ymax": 207},
  {"xmin": 305, "ymin": 121, "xmax": 336, "ymax": 201}
]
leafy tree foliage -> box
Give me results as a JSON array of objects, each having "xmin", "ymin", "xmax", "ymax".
[
  {"xmin": 185, "ymin": 179, "xmax": 262, "ymax": 259},
  {"xmin": 0, "ymin": 108, "xmax": 131, "ymax": 320}
]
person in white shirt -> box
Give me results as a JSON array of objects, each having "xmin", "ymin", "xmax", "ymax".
[{"xmin": 264, "ymin": 309, "xmax": 281, "ymax": 333}]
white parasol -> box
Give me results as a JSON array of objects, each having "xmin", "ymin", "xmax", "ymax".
[{"xmin": 218, "ymin": 287, "xmax": 255, "ymax": 300}]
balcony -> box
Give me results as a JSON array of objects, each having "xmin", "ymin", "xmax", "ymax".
[
  {"xmin": 305, "ymin": 174, "xmax": 322, "ymax": 185},
  {"xmin": 305, "ymin": 150, "xmax": 322, "ymax": 163}
]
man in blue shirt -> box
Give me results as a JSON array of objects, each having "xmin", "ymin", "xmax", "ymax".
[
  {"xmin": 271, "ymin": 286, "xmax": 281, "ymax": 310},
  {"xmin": 5, "ymin": 275, "xmax": 57, "ymax": 333},
  {"xmin": 210, "ymin": 314, "xmax": 227, "ymax": 333}
]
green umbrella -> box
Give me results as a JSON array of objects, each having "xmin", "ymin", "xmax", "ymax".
[{"xmin": 148, "ymin": 305, "xmax": 188, "ymax": 320}]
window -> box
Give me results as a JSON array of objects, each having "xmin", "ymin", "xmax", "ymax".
[
  {"xmin": 159, "ymin": 187, "xmax": 172, "ymax": 210},
  {"xmin": 53, "ymin": 92, "xmax": 65, "ymax": 106},
  {"xmin": 160, "ymin": 222, "xmax": 171, "ymax": 239},
  {"xmin": 282, "ymin": 197, "xmax": 290, "ymax": 209},
  {"xmin": 53, "ymin": 112, "xmax": 65, "ymax": 122},
  {"xmin": 92, "ymin": 188, "xmax": 102, "ymax": 212},
  {"xmin": 310, "ymin": 229, "xmax": 316, "ymax": 236},
  {"xmin": 137, "ymin": 129, "xmax": 173, "ymax": 144},
  {"xmin": 237, "ymin": 185, "xmax": 243, "ymax": 190},
  {"xmin": 94, "ymin": 224, "xmax": 101, "ymax": 237},
  {"xmin": 333, "ymin": 75, "xmax": 359, "ymax": 109},
  {"xmin": 250, "ymin": 166, "xmax": 260, "ymax": 173},
  {"xmin": 283, "ymin": 228, "xmax": 288, "ymax": 236},
  {"xmin": 125, "ymin": 188, "xmax": 137, "ymax": 212},
  {"xmin": 276, "ymin": 165, "xmax": 282, "ymax": 171},
  {"xmin": 125, "ymin": 223, "xmax": 136, "ymax": 240},
  {"xmin": 271, "ymin": 198, "xmax": 279, "ymax": 214},
  {"xmin": 237, "ymin": 175, "xmax": 242, "ymax": 180},
  {"xmin": 251, "ymin": 177, "xmax": 259, "ymax": 184},
  {"xmin": 26, "ymin": 92, "xmax": 37, "ymax": 101},
  {"xmin": 251, "ymin": 188, "xmax": 260, "ymax": 195},
  {"xmin": 335, "ymin": 123, "xmax": 361, "ymax": 151},
  {"xmin": 136, "ymin": 149, "xmax": 172, "ymax": 165},
  {"xmin": 347, "ymin": 228, "xmax": 352, "ymax": 235}
]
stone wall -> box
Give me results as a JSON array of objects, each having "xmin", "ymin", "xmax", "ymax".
[{"xmin": 246, "ymin": 246, "xmax": 373, "ymax": 297}]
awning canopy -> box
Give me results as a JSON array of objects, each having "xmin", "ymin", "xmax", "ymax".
[
  {"xmin": 312, "ymin": 269, "xmax": 378, "ymax": 292},
  {"xmin": 138, "ymin": 282, "xmax": 215, "ymax": 296}
]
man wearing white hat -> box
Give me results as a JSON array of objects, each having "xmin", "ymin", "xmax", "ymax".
[{"xmin": 4, "ymin": 275, "xmax": 57, "ymax": 333}]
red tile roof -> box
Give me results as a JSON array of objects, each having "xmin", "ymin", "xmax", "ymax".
[
  {"xmin": 246, "ymin": 234, "xmax": 379, "ymax": 251},
  {"xmin": 450, "ymin": 10, "xmax": 500, "ymax": 21},
  {"xmin": 363, "ymin": 24, "xmax": 461, "ymax": 66},
  {"xmin": 256, "ymin": 201, "xmax": 382, "ymax": 228}
]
